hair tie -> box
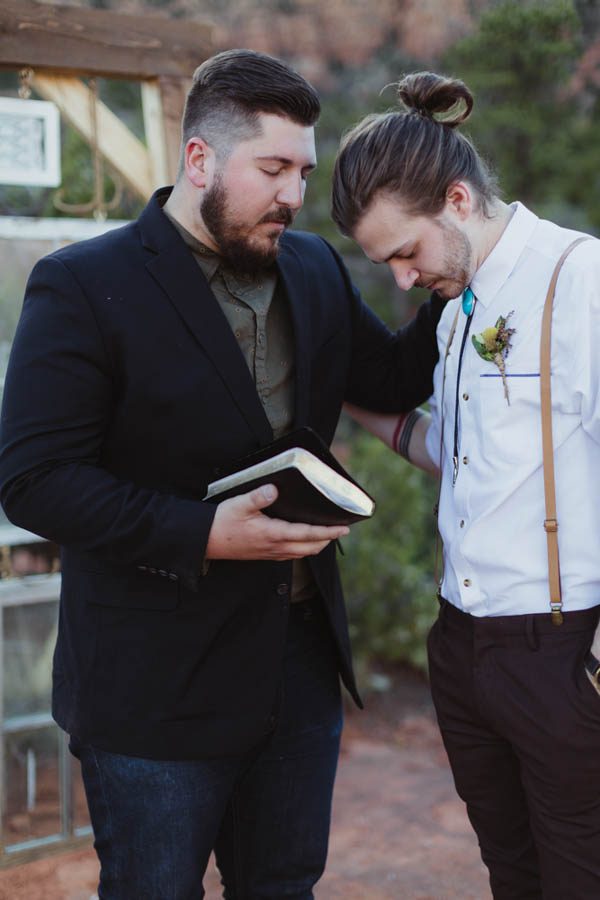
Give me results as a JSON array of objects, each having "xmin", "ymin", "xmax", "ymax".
[{"xmin": 414, "ymin": 106, "xmax": 432, "ymax": 120}]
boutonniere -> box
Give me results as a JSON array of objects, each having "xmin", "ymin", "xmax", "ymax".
[{"xmin": 472, "ymin": 312, "xmax": 516, "ymax": 404}]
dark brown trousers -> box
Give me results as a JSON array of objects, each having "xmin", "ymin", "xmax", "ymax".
[{"xmin": 428, "ymin": 599, "xmax": 600, "ymax": 900}]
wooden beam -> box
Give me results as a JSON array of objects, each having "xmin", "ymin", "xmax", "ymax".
[
  {"xmin": 0, "ymin": 1, "xmax": 213, "ymax": 80},
  {"xmin": 158, "ymin": 76, "xmax": 190, "ymax": 183},
  {"xmin": 141, "ymin": 81, "xmax": 170, "ymax": 188},
  {"xmin": 33, "ymin": 74, "xmax": 154, "ymax": 200}
]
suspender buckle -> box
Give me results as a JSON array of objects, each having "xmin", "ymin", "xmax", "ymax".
[
  {"xmin": 550, "ymin": 601, "xmax": 563, "ymax": 626},
  {"xmin": 544, "ymin": 518, "xmax": 558, "ymax": 533}
]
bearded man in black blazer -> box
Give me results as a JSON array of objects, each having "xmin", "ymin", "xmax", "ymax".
[{"xmin": 0, "ymin": 50, "xmax": 443, "ymax": 899}]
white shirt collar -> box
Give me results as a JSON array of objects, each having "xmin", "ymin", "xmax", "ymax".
[{"xmin": 470, "ymin": 202, "xmax": 539, "ymax": 309}]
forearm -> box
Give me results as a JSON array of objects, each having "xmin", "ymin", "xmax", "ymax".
[
  {"xmin": 406, "ymin": 413, "xmax": 438, "ymax": 476},
  {"xmin": 0, "ymin": 460, "xmax": 215, "ymax": 580},
  {"xmin": 344, "ymin": 403, "xmax": 438, "ymax": 476}
]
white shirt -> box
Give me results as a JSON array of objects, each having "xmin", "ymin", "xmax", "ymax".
[{"xmin": 426, "ymin": 202, "xmax": 600, "ymax": 616}]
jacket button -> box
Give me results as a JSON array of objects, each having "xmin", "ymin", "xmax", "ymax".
[{"xmin": 276, "ymin": 583, "xmax": 289, "ymax": 596}]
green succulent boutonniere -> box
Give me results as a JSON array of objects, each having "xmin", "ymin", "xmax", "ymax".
[{"xmin": 472, "ymin": 312, "xmax": 516, "ymax": 405}]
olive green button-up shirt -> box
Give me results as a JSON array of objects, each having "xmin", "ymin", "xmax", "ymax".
[{"xmin": 166, "ymin": 212, "xmax": 316, "ymax": 602}]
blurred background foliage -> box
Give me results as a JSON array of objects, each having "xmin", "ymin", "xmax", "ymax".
[{"xmin": 1, "ymin": 0, "xmax": 599, "ymax": 679}]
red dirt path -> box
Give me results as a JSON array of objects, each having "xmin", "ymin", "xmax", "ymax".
[{"xmin": 0, "ymin": 670, "xmax": 490, "ymax": 899}]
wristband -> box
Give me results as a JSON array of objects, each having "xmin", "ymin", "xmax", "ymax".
[
  {"xmin": 394, "ymin": 409, "xmax": 425, "ymax": 462},
  {"xmin": 391, "ymin": 413, "xmax": 408, "ymax": 456}
]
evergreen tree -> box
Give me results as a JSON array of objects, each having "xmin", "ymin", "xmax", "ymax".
[{"xmin": 445, "ymin": 0, "xmax": 599, "ymax": 231}]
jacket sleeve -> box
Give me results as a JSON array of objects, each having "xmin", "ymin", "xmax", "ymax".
[
  {"xmin": 0, "ymin": 256, "xmax": 214, "ymax": 587},
  {"xmin": 322, "ymin": 239, "xmax": 444, "ymax": 412}
]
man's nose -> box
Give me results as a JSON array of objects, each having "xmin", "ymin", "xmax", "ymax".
[
  {"xmin": 389, "ymin": 260, "xmax": 419, "ymax": 291},
  {"xmin": 276, "ymin": 173, "xmax": 305, "ymax": 210}
]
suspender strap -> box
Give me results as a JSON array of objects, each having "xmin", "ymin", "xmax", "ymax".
[{"xmin": 540, "ymin": 237, "xmax": 590, "ymax": 625}]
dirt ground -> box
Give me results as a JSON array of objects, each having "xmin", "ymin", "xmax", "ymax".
[{"xmin": 0, "ymin": 669, "xmax": 490, "ymax": 900}]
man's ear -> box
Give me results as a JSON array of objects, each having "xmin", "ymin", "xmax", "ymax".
[
  {"xmin": 184, "ymin": 137, "xmax": 215, "ymax": 189},
  {"xmin": 445, "ymin": 181, "xmax": 473, "ymax": 222}
]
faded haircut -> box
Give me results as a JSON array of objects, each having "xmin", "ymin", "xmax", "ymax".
[{"xmin": 179, "ymin": 49, "xmax": 320, "ymax": 168}]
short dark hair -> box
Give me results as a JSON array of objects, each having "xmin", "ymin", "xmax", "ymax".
[
  {"xmin": 181, "ymin": 49, "xmax": 320, "ymax": 162},
  {"xmin": 331, "ymin": 71, "xmax": 498, "ymax": 235}
]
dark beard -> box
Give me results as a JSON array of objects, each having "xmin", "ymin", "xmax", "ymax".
[{"xmin": 201, "ymin": 178, "xmax": 293, "ymax": 277}]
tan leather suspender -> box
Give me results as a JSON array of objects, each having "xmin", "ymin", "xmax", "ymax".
[{"xmin": 540, "ymin": 237, "xmax": 590, "ymax": 625}]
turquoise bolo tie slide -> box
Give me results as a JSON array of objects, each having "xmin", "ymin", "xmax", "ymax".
[{"xmin": 462, "ymin": 286, "xmax": 475, "ymax": 315}]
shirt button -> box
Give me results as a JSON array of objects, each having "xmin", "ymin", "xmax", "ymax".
[
  {"xmin": 464, "ymin": 578, "xmax": 471, "ymax": 587},
  {"xmin": 459, "ymin": 519, "xmax": 465, "ymax": 528},
  {"xmin": 462, "ymin": 392, "xmax": 469, "ymax": 401},
  {"xmin": 277, "ymin": 583, "xmax": 289, "ymax": 596},
  {"xmin": 463, "ymin": 456, "xmax": 469, "ymax": 465}
]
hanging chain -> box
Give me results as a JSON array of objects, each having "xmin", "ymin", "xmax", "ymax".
[
  {"xmin": 18, "ymin": 67, "xmax": 34, "ymax": 100},
  {"xmin": 53, "ymin": 77, "xmax": 123, "ymax": 220}
]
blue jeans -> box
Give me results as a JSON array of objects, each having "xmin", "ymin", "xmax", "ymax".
[{"xmin": 71, "ymin": 597, "xmax": 343, "ymax": 900}]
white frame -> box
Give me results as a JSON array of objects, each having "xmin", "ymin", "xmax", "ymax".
[{"xmin": 0, "ymin": 97, "xmax": 61, "ymax": 188}]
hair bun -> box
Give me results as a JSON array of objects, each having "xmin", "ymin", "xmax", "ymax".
[{"xmin": 397, "ymin": 71, "xmax": 473, "ymax": 128}]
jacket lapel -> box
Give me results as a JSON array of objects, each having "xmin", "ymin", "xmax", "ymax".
[
  {"xmin": 277, "ymin": 240, "xmax": 311, "ymax": 428},
  {"xmin": 140, "ymin": 193, "xmax": 273, "ymax": 446}
]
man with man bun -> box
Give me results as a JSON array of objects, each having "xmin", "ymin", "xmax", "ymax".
[{"xmin": 334, "ymin": 72, "xmax": 600, "ymax": 898}]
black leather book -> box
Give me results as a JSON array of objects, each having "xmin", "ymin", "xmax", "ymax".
[{"xmin": 203, "ymin": 427, "xmax": 375, "ymax": 525}]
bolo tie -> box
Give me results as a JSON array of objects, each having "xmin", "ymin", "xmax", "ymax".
[{"xmin": 451, "ymin": 286, "xmax": 477, "ymax": 485}]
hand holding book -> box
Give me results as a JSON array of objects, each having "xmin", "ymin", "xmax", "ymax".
[
  {"xmin": 204, "ymin": 427, "xmax": 375, "ymax": 527},
  {"xmin": 204, "ymin": 481, "xmax": 350, "ymax": 561}
]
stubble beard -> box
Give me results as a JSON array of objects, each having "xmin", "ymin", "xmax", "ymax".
[
  {"xmin": 201, "ymin": 176, "xmax": 294, "ymax": 277},
  {"xmin": 427, "ymin": 219, "xmax": 473, "ymax": 301}
]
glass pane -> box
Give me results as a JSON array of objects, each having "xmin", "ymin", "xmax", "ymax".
[
  {"xmin": 3, "ymin": 600, "xmax": 57, "ymax": 720},
  {"xmin": 72, "ymin": 753, "xmax": 90, "ymax": 832},
  {"xmin": 7, "ymin": 541, "xmax": 59, "ymax": 577},
  {"xmin": 3, "ymin": 726, "xmax": 61, "ymax": 845},
  {"xmin": 0, "ymin": 238, "xmax": 52, "ymax": 394}
]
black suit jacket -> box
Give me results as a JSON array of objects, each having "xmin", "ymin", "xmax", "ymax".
[{"xmin": 0, "ymin": 190, "xmax": 443, "ymax": 759}]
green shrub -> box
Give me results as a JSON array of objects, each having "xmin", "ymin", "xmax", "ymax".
[{"xmin": 339, "ymin": 430, "xmax": 439, "ymax": 673}]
